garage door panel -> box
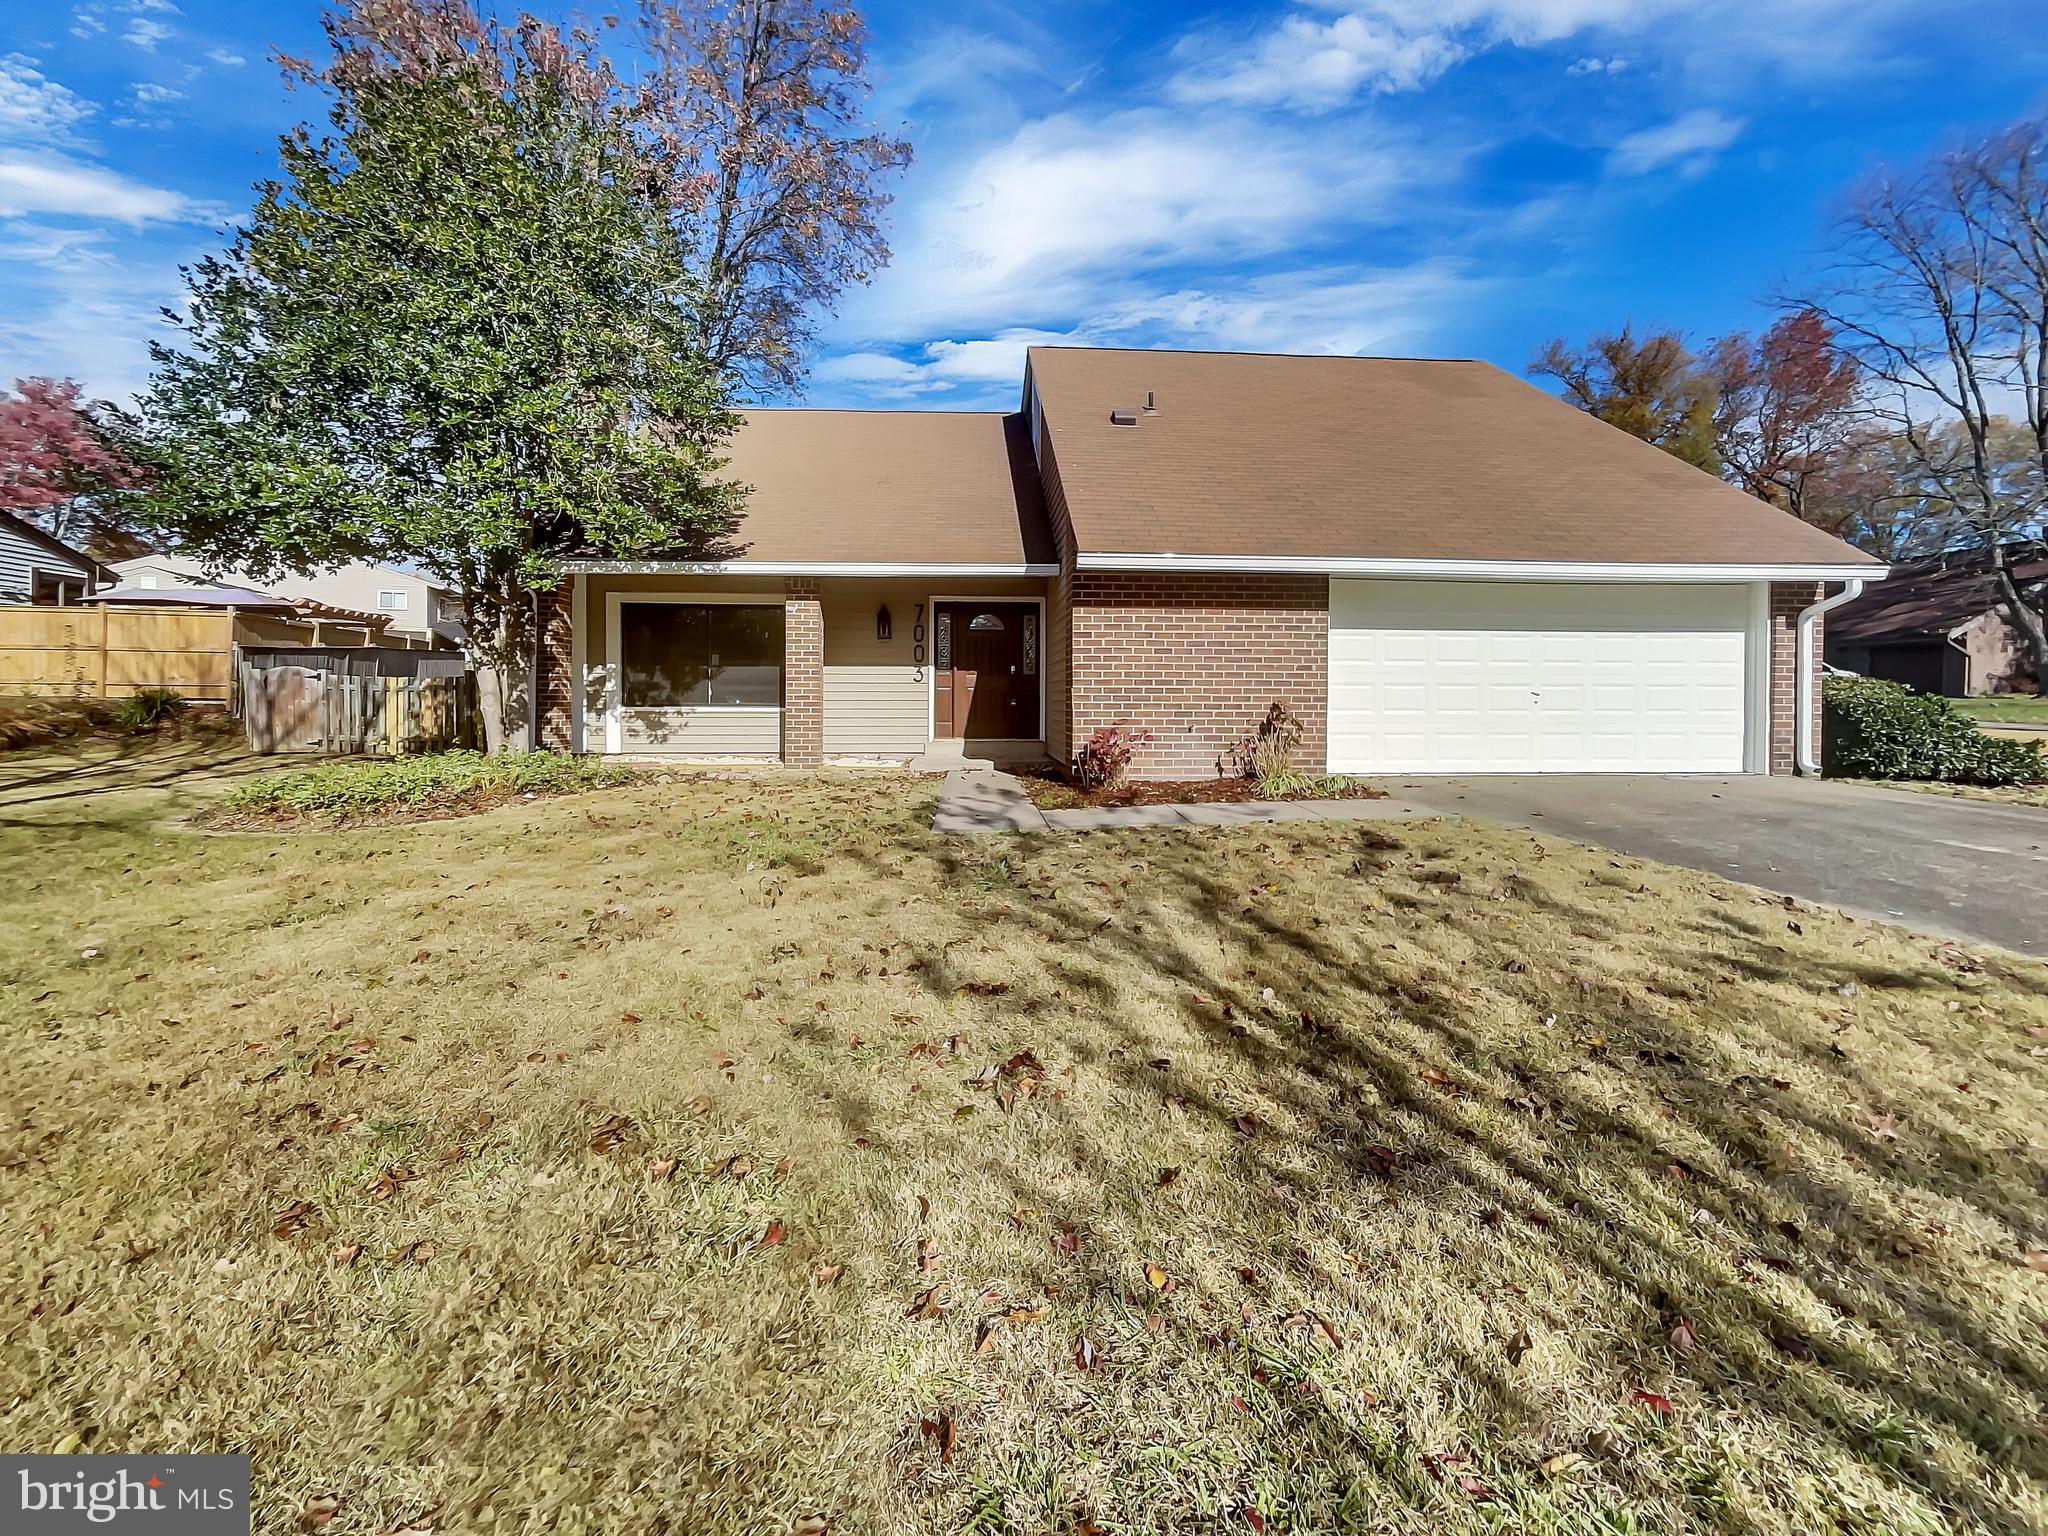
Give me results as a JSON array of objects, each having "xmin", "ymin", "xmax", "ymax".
[{"xmin": 1328, "ymin": 580, "xmax": 1753, "ymax": 774}]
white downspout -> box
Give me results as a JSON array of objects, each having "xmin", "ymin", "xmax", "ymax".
[{"xmin": 1795, "ymin": 579, "xmax": 1864, "ymax": 776}]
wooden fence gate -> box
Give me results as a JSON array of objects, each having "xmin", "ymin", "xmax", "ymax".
[{"xmin": 242, "ymin": 664, "xmax": 476, "ymax": 754}]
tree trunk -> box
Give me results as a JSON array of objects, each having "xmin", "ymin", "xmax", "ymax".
[
  {"xmin": 1989, "ymin": 547, "xmax": 2048, "ymax": 677},
  {"xmin": 469, "ymin": 598, "xmax": 533, "ymax": 754}
]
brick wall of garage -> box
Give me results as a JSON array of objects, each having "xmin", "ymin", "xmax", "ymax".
[
  {"xmin": 1769, "ymin": 581, "xmax": 1823, "ymax": 775},
  {"xmin": 1069, "ymin": 571, "xmax": 1329, "ymax": 778}
]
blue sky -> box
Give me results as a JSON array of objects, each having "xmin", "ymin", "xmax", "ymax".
[{"xmin": 3, "ymin": 0, "xmax": 2045, "ymax": 411}]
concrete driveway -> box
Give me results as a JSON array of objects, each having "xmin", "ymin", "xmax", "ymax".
[{"xmin": 1392, "ymin": 774, "xmax": 2048, "ymax": 958}]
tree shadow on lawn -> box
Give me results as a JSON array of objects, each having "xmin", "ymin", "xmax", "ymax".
[{"xmin": 828, "ymin": 820, "xmax": 2048, "ymax": 1533}]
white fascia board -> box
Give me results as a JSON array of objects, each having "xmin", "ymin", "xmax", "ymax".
[
  {"xmin": 559, "ymin": 559, "xmax": 1060, "ymax": 577},
  {"xmin": 1074, "ymin": 552, "xmax": 1891, "ymax": 583}
]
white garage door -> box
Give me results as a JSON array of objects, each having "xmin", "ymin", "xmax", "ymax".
[{"xmin": 1328, "ymin": 580, "xmax": 1756, "ymax": 774}]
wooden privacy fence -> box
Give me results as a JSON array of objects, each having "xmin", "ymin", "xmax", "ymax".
[
  {"xmin": 0, "ymin": 604, "xmax": 236, "ymax": 701},
  {"xmin": 242, "ymin": 664, "xmax": 477, "ymax": 754}
]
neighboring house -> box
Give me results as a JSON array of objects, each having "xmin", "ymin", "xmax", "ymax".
[
  {"xmin": 108, "ymin": 555, "xmax": 465, "ymax": 646},
  {"xmin": 1825, "ymin": 550, "xmax": 2045, "ymax": 696},
  {"xmin": 0, "ymin": 510, "xmax": 112, "ymax": 605},
  {"xmin": 534, "ymin": 346, "xmax": 1886, "ymax": 777}
]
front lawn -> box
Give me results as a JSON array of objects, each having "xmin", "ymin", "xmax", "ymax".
[
  {"xmin": 4, "ymin": 747, "xmax": 2047, "ymax": 1535},
  {"xmin": 1953, "ymin": 694, "xmax": 2048, "ymax": 727}
]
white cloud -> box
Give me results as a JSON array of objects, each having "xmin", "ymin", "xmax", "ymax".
[
  {"xmin": 1171, "ymin": 12, "xmax": 1468, "ymax": 107},
  {"xmin": 826, "ymin": 263, "xmax": 1489, "ymax": 400},
  {"xmin": 1607, "ymin": 108, "xmax": 1745, "ymax": 176},
  {"xmin": 1567, "ymin": 54, "xmax": 1629, "ymax": 73},
  {"xmin": 122, "ymin": 17, "xmax": 173, "ymax": 51},
  {"xmin": 0, "ymin": 56, "xmax": 97, "ymax": 149},
  {"xmin": 206, "ymin": 48, "xmax": 246, "ymax": 67},
  {"xmin": 0, "ymin": 233, "xmax": 180, "ymax": 405},
  {"xmin": 1170, "ymin": 0, "xmax": 1919, "ymax": 111},
  {"xmin": 70, "ymin": 6, "xmax": 107, "ymax": 40},
  {"xmin": 843, "ymin": 108, "xmax": 1423, "ymax": 338},
  {"xmin": 0, "ymin": 153, "xmax": 202, "ymax": 223}
]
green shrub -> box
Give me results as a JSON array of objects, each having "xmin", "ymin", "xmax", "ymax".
[
  {"xmin": 1823, "ymin": 675, "xmax": 2046, "ymax": 786},
  {"xmin": 216, "ymin": 750, "xmax": 647, "ymax": 819},
  {"xmin": 114, "ymin": 688, "xmax": 187, "ymax": 731}
]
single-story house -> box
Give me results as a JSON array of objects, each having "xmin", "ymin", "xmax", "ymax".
[
  {"xmin": 108, "ymin": 554, "xmax": 466, "ymax": 647},
  {"xmin": 0, "ymin": 510, "xmax": 112, "ymax": 606},
  {"xmin": 1824, "ymin": 550, "xmax": 2044, "ymax": 696},
  {"xmin": 536, "ymin": 347, "xmax": 1887, "ymax": 778}
]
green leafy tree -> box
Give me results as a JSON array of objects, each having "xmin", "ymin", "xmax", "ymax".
[
  {"xmin": 1529, "ymin": 324, "xmax": 1721, "ymax": 474},
  {"xmin": 145, "ymin": 24, "xmax": 741, "ymax": 748}
]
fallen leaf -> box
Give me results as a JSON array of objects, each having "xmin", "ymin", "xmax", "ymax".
[
  {"xmin": 1419, "ymin": 1067, "xmax": 1451, "ymax": 1086},
  {"xmin": 791, "ymin": 1517, "xmax": 830, "ymax": 1536},
  {"xmin": 1631, "ymin": 1388, "xmax": 1674, "ymax": 1416},
  {"xmin": 759, "ymin": 1219, "xmax": 786, "ymax": 1248},
  {"xmin": 906, "ymin": 1286, "xmax": 951, "ymax": 1320},
  {"xmin": 814, "ymin": 1263, "xmax": 844, "ymax": 1286},
  {"xmin": 919, "ymin": 1413, "xmax": 957, "ymax": 1466},
  {"xmin": 1504, "ymin": 1326, "xmax": 1532, "ymax": 1365},
  {"xmin": 271, "ymin": 1200, "xmax": 317, "ymax": 1239},
  {"xmin": 1670, "ymin": 1320, "xmax": 1697, "ymax": 1355},
  {"xmin": 588, "ymin": 1114, "xmax": 636, "ymax": 1152},
  {"xmin": 647, "ymin": 1157, "xmax": 679, "ymax": 1182},
  {"xmin": 301, "ymin": 1495, "xmax": 343, "ymax": 1529},
  {"xmin": 1156, "ymin": 1166, "xmax": 1181, "ymax": 1188},
  {"xmin": 2024, "ymin": 1249, "xmax": 2048, "ymax": 1273},
  {"xmin": 1144, "ymin": 1262, "xmax": 1169, "ymax": 1290},
  {"xmin": 1072, "ymin": 1334, "xmax": 1101, "ymax": 1372},
  {"xmin": 329, "ymin": 1243, "xmax": 362, "ymax": 1268},
  {"xmin": 1540, "ymin": 1451, "xmax": 1587, "ymax": 1477},
  {"xmin": 1233, "ymin": 1114, "xmax": 1259, "ymax": 1138}
]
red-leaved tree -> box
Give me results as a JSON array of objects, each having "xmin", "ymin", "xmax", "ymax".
[
  {"xmin": 295, "ymin": 0, "xmax": 910, "ymax": 395},
  {"xmin": 1705, "ymin": 310, "xmax": 1860, "ymax": 524},
  {"xmin": 0, "ymin": 378, "xmax": 152, "ymax": 558}
]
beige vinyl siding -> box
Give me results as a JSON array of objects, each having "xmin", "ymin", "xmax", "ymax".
[
  {"xmin": 617, "ymin": 707, "xmax": 780, "ymax": 756},
  {"xmin": 822, "ymin": 580, "xmax": 928, "ymax": 757}
]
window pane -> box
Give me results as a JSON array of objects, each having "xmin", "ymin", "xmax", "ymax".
[
  {"xmin": 621, "ymin": 603, "xmax": 710, "ymax": 707},
  {"xmin": 708, "ymin": 606, "xmax": 783, "ymax": 706}
]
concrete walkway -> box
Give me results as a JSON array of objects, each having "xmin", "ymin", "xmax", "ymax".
[{"xmin": 930, "ymin": 764, "xmax": 1439, "ymax": 835}]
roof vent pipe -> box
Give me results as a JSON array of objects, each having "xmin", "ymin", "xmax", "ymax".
[
  {"xmin": 1109, "ymin": 408, "xmax": 1138, "ymax": 426},
  {"xmin": 1794, "ymin": 579, "xmax": 1863, "ymax": 776},
  {"xmin": 1143, "ymin": 391, "xmax": 1159, "ymax": 414}
]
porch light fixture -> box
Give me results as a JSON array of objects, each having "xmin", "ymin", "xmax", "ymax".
[{"xmin": 876, "ymin": 604, "xmax": 892, "ymax": 642}]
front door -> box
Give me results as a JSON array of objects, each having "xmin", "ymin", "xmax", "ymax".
[{"xmin": 935, "ymin": 602, "xmax": 1040, "ymax": 739}]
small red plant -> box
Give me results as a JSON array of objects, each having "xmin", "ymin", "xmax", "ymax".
[{"xmin": 1073, "ymin": 726, "xmax": 1151, "ymax": 790}]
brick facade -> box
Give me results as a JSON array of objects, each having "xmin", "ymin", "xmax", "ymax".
[
  {"xmin": 1068, "ymin": 571, "xmax": 1329, "ymax": 778},
  {"xmin": 782, "ymin": 575, "xmax": 824, "ymax": 769},
  {"xmin": 1768, "ymin": 581, "xmax": 1823, "ymax": 775},
  {"xmin": 537, "ymin": 576, "xmax": 574, "ymax": 752}
]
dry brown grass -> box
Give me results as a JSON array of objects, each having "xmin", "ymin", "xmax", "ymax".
[
  {"xmin": 1844, "ymin": 776, "xmax": 2048, "ymax": 810},
  {"xmin": 4, "ymin": 744, "xmax": 2048, "ymax": 1536}
]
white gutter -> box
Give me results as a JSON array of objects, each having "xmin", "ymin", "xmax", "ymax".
[
  {"xmin": 558, "ymin": 559, "xmax": 1060, "ymax": 577},
  {"xmin": 1795, "ymin": 579, "xmax": 1865, "ymax": 776},
  {"xmin": 1075, "ymin": 552, "xmax": 1891, "ymax": 583}
]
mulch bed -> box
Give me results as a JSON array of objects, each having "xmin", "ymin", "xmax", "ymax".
[{"xmin": 1015, "ymin": 771, "xmax": 1386, "ymax": 811}]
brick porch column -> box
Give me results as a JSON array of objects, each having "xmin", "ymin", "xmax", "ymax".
[
  {"xmin": 783, "ymin": 575, "xmax": 823, "ymax": 768},
  {"xmin": 1767, "ymin": 582, "xmax": 1823, "ymax": 775},
  {"xmin": 536, "ymin": 576, "xmax": 574, "ymax": 753}
]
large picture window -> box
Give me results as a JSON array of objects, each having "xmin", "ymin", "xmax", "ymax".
[{"xmin": 620, "ymin": 602, "xmax": 783, "ymax": 708}]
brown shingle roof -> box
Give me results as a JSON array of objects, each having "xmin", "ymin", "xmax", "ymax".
[
  {"xmin": 717, "ymin": 409, "xmax": 1054, "ymax": 566},
  {"xmin": 1828, "ymin": 553, "xmax": 2047, "ymax": 643},
  {"xmin": 1027, "ymin": 347, "xmax": 1883, "ymax": 568}
]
